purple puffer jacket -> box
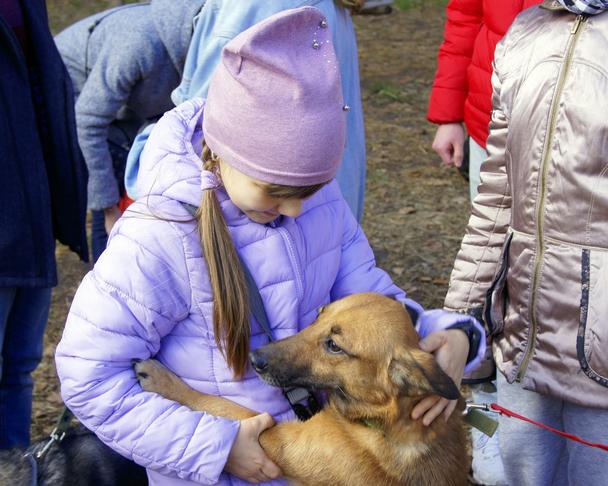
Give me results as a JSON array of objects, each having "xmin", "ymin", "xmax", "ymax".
[{"xmin": 56, "ymin": 99, "xmax": 484, "ymax": 486}]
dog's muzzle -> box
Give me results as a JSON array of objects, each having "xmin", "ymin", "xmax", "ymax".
[{"xmin": 250, "ymin": 350, "xmax": 269, "ymax": 374}]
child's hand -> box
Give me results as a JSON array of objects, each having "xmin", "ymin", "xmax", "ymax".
[
  {"xmin": 411, "ymin": 329, "xmax": 469, "ymax": 425},
  {"xmin": 104, "ymin": 204, "xmax": 122, "ymax": 235},
  {"xmin": 432, "ymin": 123, "xmax": 466, "ymax": 167},
  {"xmin": 226, "ymin": 412, "xmax": 282, "ymax": 483}
]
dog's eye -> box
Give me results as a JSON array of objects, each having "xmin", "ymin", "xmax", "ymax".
[{"xmin": 325, "ymin": 339, "xmax": 343, "ymax": 354}]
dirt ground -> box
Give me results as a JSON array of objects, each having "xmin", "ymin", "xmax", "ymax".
[{"xmin": 33, "ymin": 1, "xmax": 470, "ymax": 444}]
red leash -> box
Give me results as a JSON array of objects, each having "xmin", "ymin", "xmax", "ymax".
[{"xmin": 490, "ymin": 403, "xmax": 608, "ymax": 452}]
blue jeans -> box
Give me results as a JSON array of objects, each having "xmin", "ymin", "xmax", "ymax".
[
  {"xmin": 91, "ymin": 209, "xmax": 108, "ymax": 263},
  {"xmin": 0, "ymin": 287, "xmax": 51, "ymax": 449}
]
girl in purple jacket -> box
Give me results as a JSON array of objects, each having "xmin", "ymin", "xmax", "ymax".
[{"xmin": 56, "ymin": 8, "xmax": 483, "ymax": 486}]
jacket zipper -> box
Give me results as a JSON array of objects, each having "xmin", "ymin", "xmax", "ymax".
[
  {"xmin": 270, "ymin": 221, "xmax": 305, "ymax": 302},
  {"xmin": 517, "ymin": 15, "xmax": 587, "ymax": 381}
]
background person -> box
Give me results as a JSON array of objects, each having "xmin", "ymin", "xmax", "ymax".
[
  {"xmin": 55, "ymin": 0, "xmax": 206, "ymax": 262},
  {"xmin": 428, "ymin": 0, "xmax": 541, "ymax": 198},
  {"xmin": 445, "ymin": 1, "xmax": 608, "ymax": 484},
  {"xmin": 426, "ymin": 1, "xmax": 541, "ymax": 483},
  {"xmin": 124, "ymin": 0, "xmax": 369, "ymax": 222},
  {"xmin": 0, "ymin": 0, "xmax": 88, "ymax": 449}
]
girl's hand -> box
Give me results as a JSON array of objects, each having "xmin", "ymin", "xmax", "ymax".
[
  {"xmin": 411, "ymin": 329, "xmax": 469, "ymax": 425},
  {"xmin": 225, "ymin": 413, "xmax": 282, "ymax": 483}
]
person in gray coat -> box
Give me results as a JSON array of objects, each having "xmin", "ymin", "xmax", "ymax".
[{"xmin": 55, "ymin": 0, "xmax": 206, "ymax": 261}]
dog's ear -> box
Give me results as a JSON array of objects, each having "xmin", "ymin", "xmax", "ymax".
[{"xmin": 389, "ymin": 348, "xmax": 460, "ymax": 400}]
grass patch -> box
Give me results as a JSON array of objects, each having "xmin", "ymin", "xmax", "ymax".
[
  {"xmin": 368, "ymin": 80, "xmax": 407, "ymax": 103},
  {"xmin": 47, "ymin": 0, "xmax": 138, "ymax": 33},
  {"xmin": 394, "ymin": 0, "xmax": 448, "ymax": 10}
]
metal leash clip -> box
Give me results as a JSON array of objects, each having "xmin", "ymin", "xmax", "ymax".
[
  {"xmin": 36, "ymin": 407, "xmax": 73, "ymax": 459},
  {"xmin": 463, "ymin": 401, "xmax": 502, "ymax": 415},
  {"xmin": 36, "ymin": 428, "xmax": 67, "ymax": 459}
]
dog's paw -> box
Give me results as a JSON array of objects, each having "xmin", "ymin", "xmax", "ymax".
[{"xmin": 134, "ymin": 359, "xmax": 182, "ymax": 396}]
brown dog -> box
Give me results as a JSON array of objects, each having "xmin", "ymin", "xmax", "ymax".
[{"xmin": 135, "ymin": 292, "xmax": 468, "ymax": 485}]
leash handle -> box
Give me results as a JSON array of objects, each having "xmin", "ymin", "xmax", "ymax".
[{"xmin": 490, "ymin": 403, "xmax": 608, "ymax": 452}]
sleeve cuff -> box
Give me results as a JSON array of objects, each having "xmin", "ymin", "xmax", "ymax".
[
  {"xmin": 182, "ymin": 416, "xmax": 241, "ymax": 484},
  {"xmin": 415, "ymin": 309, "xmax": 486, "ymax": 374},
  {"xmin": 404, "ymin": 298, "xmax": 424, "ymax": 325}
]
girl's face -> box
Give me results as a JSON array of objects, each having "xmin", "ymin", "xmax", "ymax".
[{"xmin": 219, "ymin": 160, "xmax": 304, "ymax": 224}]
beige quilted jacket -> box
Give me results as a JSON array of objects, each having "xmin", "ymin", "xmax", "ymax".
[{"xmin": 445, "ymin": 1, "xmax": 608, "ymax": 408}]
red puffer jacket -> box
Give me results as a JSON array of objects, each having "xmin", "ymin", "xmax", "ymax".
[{"xmin": 427, "ymin": 0, "xmax": 541, "ymax": 147}]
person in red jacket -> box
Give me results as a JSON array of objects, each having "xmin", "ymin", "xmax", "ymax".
[
  {"xmin": 428, "ymin": 0, "xmax": 541, "ymax": 197},
  {"xmin": 427, "ymin": 1, "xmax": 541, "ymax": 485}
]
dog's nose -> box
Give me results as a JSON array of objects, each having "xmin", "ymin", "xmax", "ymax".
[{"xmin": 250, "ymin": 350, "xmax": 269, "ymax": 374}]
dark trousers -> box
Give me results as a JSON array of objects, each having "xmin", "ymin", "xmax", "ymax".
[
  {"xmin": 91, "ymin": 209, "xmax": 108, "ymax": 263},
  {"xmin": 0, "ymin": 287, "xmax": 51, "ymax": 449},
  {"xmin": 91, "ymin": 135, "xmax": 131, "ymax": 263}
]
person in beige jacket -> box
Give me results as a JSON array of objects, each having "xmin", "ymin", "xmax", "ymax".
[{"xmin": 445, "ymin": 0, "xmax": 608, "ymax": 483}]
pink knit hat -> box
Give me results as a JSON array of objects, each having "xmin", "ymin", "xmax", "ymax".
[{"xmin": 202, "ymin": 7, "xmax": 347, "ymax": 187}]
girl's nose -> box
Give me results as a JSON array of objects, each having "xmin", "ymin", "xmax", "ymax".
[{"xmin": 278, "ymin": 199, "xmax": 303, "ymax": 218}]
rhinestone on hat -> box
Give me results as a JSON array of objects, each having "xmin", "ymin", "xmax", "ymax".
[
  {"xmin": 320, "ymin": 19, "xmax": 328, "ymax": 28},
  {"xmin": 342, "ymin": 104, "xmax": 350, "ymax": 112},
  {"xmin": 312, "ymin": 40, "xmax": 321, "ymax": 49}
]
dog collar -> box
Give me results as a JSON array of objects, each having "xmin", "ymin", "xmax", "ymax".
[{"xmin": 358, "ymin": 417, "xmax": 384, "ymax": 431}]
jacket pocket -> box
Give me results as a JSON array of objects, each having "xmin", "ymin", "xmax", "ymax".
[
  {"xmin": 578, "ymin": 249, "xmax": 608, "ymax": 388},
  {"xmin": 484, "ymin": 232, "xmax": 513, "ymax": 336}
]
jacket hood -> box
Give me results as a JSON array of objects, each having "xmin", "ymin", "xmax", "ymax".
[
  {"xmin": 137, "ymin": 98, "xmax": 256, "ymax": 225},
  {"xmin": 151, "ymin": 0, "xmax": 206, "ymax": 75},
  {"xmin": 540, "ymin": 0, "xmax": 572, "ymax": 11},
  {"xmin": 541, "ymin": 0, "xmax": 608, "ymax": 14},
  {"xmin": 137, "ymin": 98, "xmax": 208, "ymax": 209}
]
